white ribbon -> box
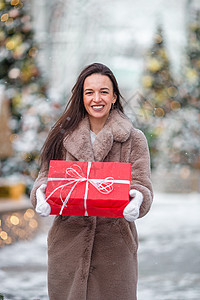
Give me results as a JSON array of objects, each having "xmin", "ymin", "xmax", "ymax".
[{"xmin": 46, "ymin": 162, "xmax": 130, "ymax": 216}]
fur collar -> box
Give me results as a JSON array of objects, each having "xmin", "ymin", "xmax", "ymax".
[{"xmin": 63, "ymin": 109, "xmax": 132, "ymax": 162}]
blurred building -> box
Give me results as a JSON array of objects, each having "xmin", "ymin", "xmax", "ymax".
[{"xmin": 31, "ymin": 0, "xmax": 187, "ymax": 99}]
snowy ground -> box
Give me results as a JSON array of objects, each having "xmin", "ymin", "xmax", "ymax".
[
  {"xmin": 136, "ymin": 193, "xmax": 200, "ymax": 300},
  {"xmin": 0, "ymin": 193, "xmax": 199, "ymax": 300}
]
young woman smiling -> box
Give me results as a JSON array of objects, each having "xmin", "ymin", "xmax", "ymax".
[
  {"xmin": 83, "ymin": 73, "xmax": 117, "ymax": 134},
  {"xmin": 31, "ymin": 63, "xmax": 153, "ymax": 300}
]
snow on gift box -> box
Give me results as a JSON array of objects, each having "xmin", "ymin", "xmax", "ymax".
[{"xmin": 45, "ymin": 160, "xmax": 131, "ymax": 217}]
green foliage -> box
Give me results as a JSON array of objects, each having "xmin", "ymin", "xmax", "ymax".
[{"xmin": 0, "ymin": 293, "xmax": 4, "ymax": 300}]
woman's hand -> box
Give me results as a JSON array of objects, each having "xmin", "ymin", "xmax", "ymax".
[
  {"xmin": 35, "ymin": 184, "xmax": 51, "ymax": 217},
  {"xmin": 123, "ymin": 189, "xmax": 143, "ymax": 222}
]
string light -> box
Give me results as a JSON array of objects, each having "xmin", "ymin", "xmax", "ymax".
[
  {"xmin": 6, "ymin": 40, "xmax": 15, "ymax": 50},
  {"xmin": 28, "ymin": 47, "xmax": 38, "ymax": 57},
  {"xmin": 170, "ymin": 101, "xmax": 181, "ymax": 111},
  {"xmin": 155, "ymin": 33, "xmax": 163, "ymax": 44},
  {"xmin": 11, "ymin": 0, "xmax": 20, "ymax": 6},
  {"xmin": 1, "ymin": 13, "xmax": 9, "ymax": 22},
  {"xmin": 167, "ymin": 86, "xmax": 178, "ymax": 97},
  {"xmin": 154, "ymin": 107, "xmax": 165, "ymax": 118},
  {"xmin": 10, "ymin": 215, "xmax": 20, "ymax": 225},
  {"xmin": 142, "ymin": 75, "xmax": 153, "ymax": 88},
  {"xmin": 0, "ymin": 209, "xmax": 39, "ymax": 248}
]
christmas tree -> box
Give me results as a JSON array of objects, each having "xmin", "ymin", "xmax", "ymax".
[
  {"xmin": 181, "ymin": 4, "xmax": 200, "ymax": 110},
  {"xmin": 0, "ymin": 0, "xmax": 60, "ymax": 194},
  {"xmin": 155, "ymin": 5, "xmax": 200, "ymax": 171},
  {"xmin": 141, "ymin": 24, "xmax": 180, "ymax": 118},
  {"xmin": 135, "ymin": 24, "xmax": 180, "ymax": 167}
]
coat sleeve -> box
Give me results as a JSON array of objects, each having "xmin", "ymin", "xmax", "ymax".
[
  {"xmin": 30, "ymin": 166, "xmax": 48, "ymax": 209},
  {"xmin": 130, "ymin": 128, "xmax": 153, "ymax": 218}
]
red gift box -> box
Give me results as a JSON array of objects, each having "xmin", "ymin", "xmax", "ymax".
[{"xmin": 45, "ymin": 160, "xmax": 131, "ymax": 218}]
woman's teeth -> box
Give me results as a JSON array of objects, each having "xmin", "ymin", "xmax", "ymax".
[{"xmin": 92, "ymin": 105, "xmax": 104, "ymax": 110}]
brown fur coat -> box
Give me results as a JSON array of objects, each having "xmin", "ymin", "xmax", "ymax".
[{"xmin": 30, "ymin": 109, "xmax": 153, "ymax": 300}]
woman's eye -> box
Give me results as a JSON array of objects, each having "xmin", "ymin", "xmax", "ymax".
[
  {"xmin": 101, "ymin": 91, "xmax": 108, "ymax": 94},
  {"xmin": 85, "ymin": 92, "xmax": 92, "ymax": 95}
]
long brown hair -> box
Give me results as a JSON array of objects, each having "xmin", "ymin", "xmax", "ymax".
[{"xmin": 40, "ymin": 63, "xmax": 124, "ymax": 168}]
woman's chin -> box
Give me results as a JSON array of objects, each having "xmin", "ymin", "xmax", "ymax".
[{"xmin": 88, "ymin": 111, "xmax": 109, "ymax": 120}]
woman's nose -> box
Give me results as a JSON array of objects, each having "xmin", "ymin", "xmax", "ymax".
[{"xmin": 93, "ymin": 92, "xmax": 101, "ymax": 102}]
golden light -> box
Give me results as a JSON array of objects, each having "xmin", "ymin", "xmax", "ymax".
[
  {"xmin": 10, "ymin": 215, "xmax": 20, "ymax": 225},
  {"xmin": 155, "ymin": 34, "xmax": 162, "ymax": 44},
  {"xmin": 12, "ymin": 93, "xmax": 22, "ymax": 106},
  {"xmin": 0, "ymin": 231, "xmax": 8, "ymax": 240},
  {"xmin": 142, "ymin": 75, "xmax": 153, "ymax": 88},
  {"xmin": 20, "ymin": 68, "xmax": 32, "ymax": 82},
  {"xmin": 171, "ymin": 101, "xmax": 181, "ymax": 111},
  {"xmin": 186, "ymin": 68, "xmax": 198, "ymax": 82},
  {"xmin": 158, "ymin": 49, "xmax": 167, "ymax": 59},
  {"xmin": 11, "ymin": 0, "xmax": 20, "ymax": 5},
  {"xmin": 154, "ymin": 107, "xmax": 165, "ymax": 118},
  {"xmin": 1, "ymin": 13, "xmax": 9, "ymax": 22},
  {"xmin": 29, "ymin": 219, "xmax": 38, "ymax": 229},
  {"xmin": 24, "ymin": 154, "xmax": 32, "ymax": 162},
  {"xmin": 24, "ymin": 209, "xmax": 35, "ymax": 219},
  {"xmin": 155, "ymin": 91, "xmax": 166, "ymax": 104},
  {"xmin": 6, "ymin": 40, "xmax": 15, "ymax": 50},
  {"xmin": 0, "ymin": 208, "xmax": 39, "ymax": 247},
  {"xmin": 28, "ymin": 47, "xmax": 38, "ymax": 57},
  {"xmin": 13, "ymin": 44, "xmax": 26, "ymax": 59},
  {"xmin": 6, "ymin": 34, "xmax": 23, "ymax": 50},
  {"xmin": 147, "ymin": 58, "xmax": 162, "ymax": 73},
  {"xmin": 167, "ymin": 86, "xmax": 178, "ymax": 97},
  {"xmin": 18, "ymin": 2, "xmax": 23, "ymax": 8}
]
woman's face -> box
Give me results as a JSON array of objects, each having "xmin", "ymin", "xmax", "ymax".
[{"xmin": 83, "ymin": 73, "xmax": 117, "ymax": 123}]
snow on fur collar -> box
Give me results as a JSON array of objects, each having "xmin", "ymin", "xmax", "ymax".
[{"xmin": 63, "ymin": 109, "xmax": 132, "ymax": 162}]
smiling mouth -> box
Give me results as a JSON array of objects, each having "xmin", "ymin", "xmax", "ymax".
[{"xmin": 91, "ymin": 105, "xmax": 104, "ymax": 111}]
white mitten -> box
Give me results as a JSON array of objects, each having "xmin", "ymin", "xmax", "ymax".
[
  {"xmin": 35, "ymin": 184, "xmax": 51, "ymax": 217},
  {"xmin": 123, "ymin": 189, "xmax": 143, "ymax": 222}
]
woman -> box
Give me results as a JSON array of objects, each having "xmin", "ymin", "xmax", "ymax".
[{"xmin": 30, "ymin": 63, "xmax": 153, "ymax": 300}]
